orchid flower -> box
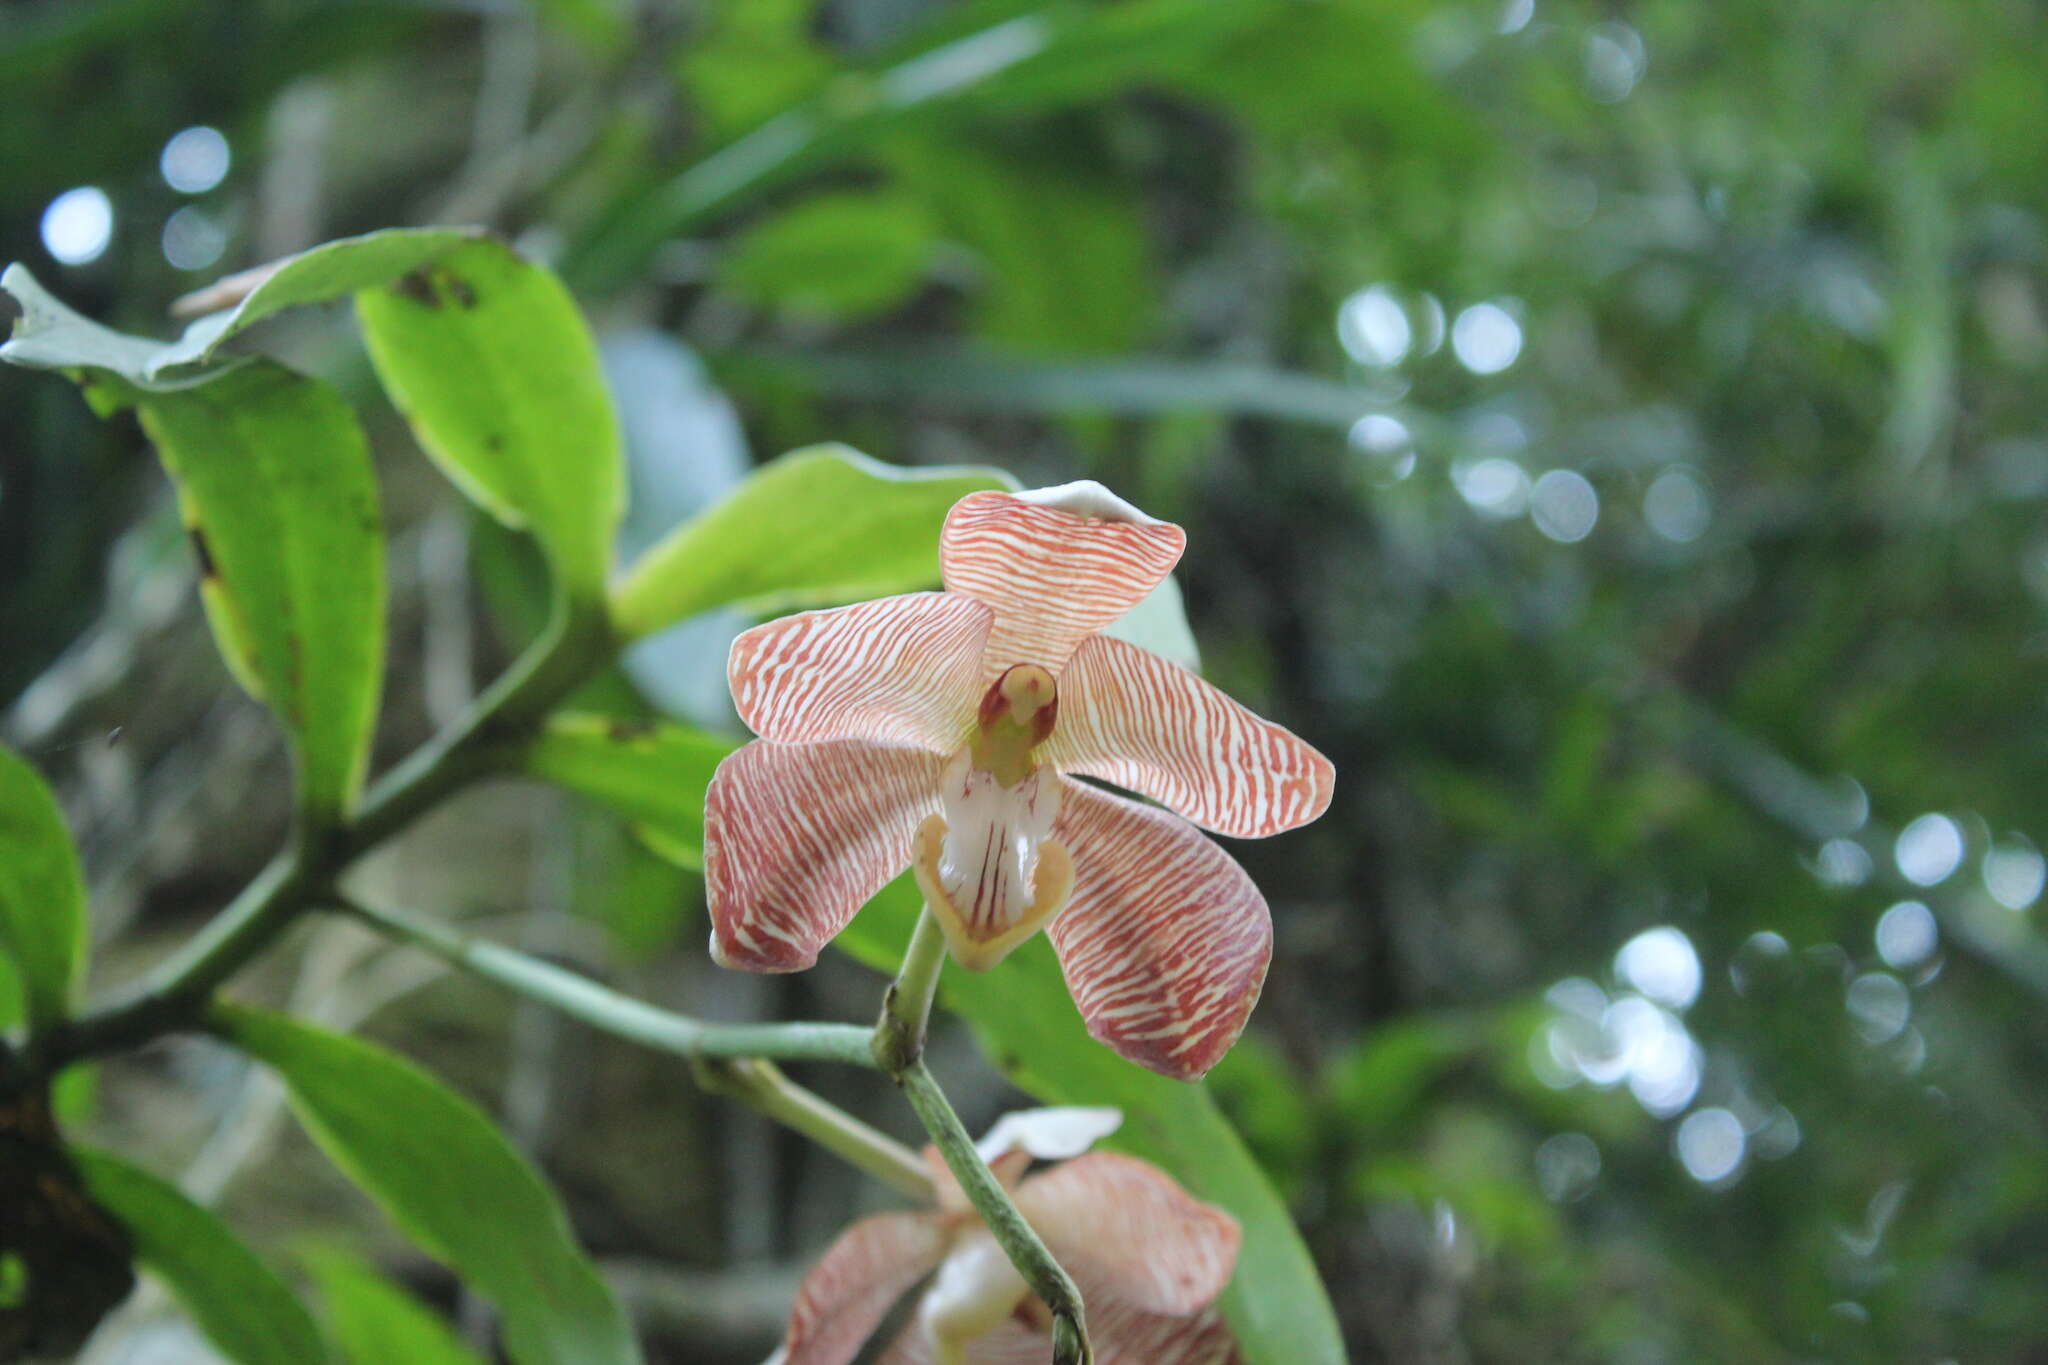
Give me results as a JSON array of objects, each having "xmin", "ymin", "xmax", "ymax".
[
  {"xmin": 774, "ymin": 1107, "xmax": 1240, "ymax": 1365},
  {"xmin": 705, "ymin": 483, "xmax": 1333, "ymax": 1079}
]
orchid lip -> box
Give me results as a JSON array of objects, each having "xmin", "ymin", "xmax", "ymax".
[{"xmin": 914, "ymin": 752, "xmax": 1075, "ymax": 971}]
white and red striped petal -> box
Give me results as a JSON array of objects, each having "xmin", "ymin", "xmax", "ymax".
[
  {"xmin": 941, "ymin": 489, "xmax": 1186, "ymax": 675},
  {"xmin": 1085, "ymin": 1302, "xmax": 1239, "ymax": 1365},
  {"xmin": 1046, "ymin": 781, "xmax": 1272, "ymax": 1080},
  {"xmin": 729, "ymin": 592, "xmax": 992, "ymax": 752},
  {"xmin": 782, "ymin": 1211, "xmax": 950, "ymax": 1365},
  {"xmin": 876, "ymin": 1290, "xmax": 1238, "ymax": 1365},
  {"xmin": 1015, "ymin": 1152, "xmax": 1240, "ymax": 1317},
  {"xmin": 705, "ymin": 739, "xmax": 941, "ymax": 971},
  {"xmin": 1045, "ymin": 635, "xmax": 1334, "ymax": 839},
  {"xmin": 875, "ymin": 1316, "xmax": 1045, "ymax": 1365}
]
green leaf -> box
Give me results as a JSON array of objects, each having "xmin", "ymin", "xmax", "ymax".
[
  {"xmin": 71, "ymin": 1148, "xmax": 327, "ymax": 1365},
  {"xmin": 219, "ymin": 1006, "xmax": 640, "ymax": 1365},
  {"xmin": 1, "ymin": 271, "xmax": 388, "ymax": 820},
  {"xmin": 305, "ymin": 1248, "xmax": 487, "ymax": 1365},
  {"xmin": 522, "ymin": 715, "xmax": 737, "ymax": 870},
  {"xmin": 835, "ymin": 885, "xmax": 1346, "ymax": 1365},
  {"xmin": 718, "ymin": 191, "xmax": 937, "ymax": 319},
  {"xmin": 357, "ymin": 239, "xmax": 624, "ymax": 601},
  {"xmin": 609, "ymin": 445, "xmax": 1012, "ymax": 640},
  {"xmin": 136, "ymin": 365, "xmax": 387, "ymax": 819},
  {"xmin": 0, "ymin": 745, "xmax": 88, "ymax": 1027},
  {"xmin": 3, "ymin": 232, "xmax": 478, "ymax": 388},
  {"xmin": 153, "ymin": 228, "xmax": 480, "ymax": 375},
  {"xmin": 0, "ymin": 264, "xmax": 183, "ymax": 395}
]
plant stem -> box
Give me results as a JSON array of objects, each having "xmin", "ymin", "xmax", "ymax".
[
  {"xmin": 871, "ymin": 906, "xmax": 947, "ymax": 1072},
  {"xmin": 700, "ymin": 1058, "xmax": 932, "ymax": 1202},
  {"xmin": 335, "ymin": 900, "xmax": 933, "ymax": 1201},
  {"xmin": 26, "ymin": 596, "xmax": 613, "ymax": 1078},
  {"xmin": 898, "ymin": 1061, "xmax": 1091, "ymax": 1365},
  {"xmin": 340, "ymin": 900, "xmax": 880, "ymax": 1068}
]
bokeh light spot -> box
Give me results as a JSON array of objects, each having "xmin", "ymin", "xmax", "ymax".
[
  {"xmin": 162, "ymin": 206, "xmax": 227, "ymax": 271},
  {"xmin": 1815, "ymin": 837, "xmax": 1872, "ymax": 887},
  {"xmin": 1531, "ymin": 469, "xmax": 1599, "ymax": 542},
  {"xmin": 1338, "ymin": 285, "xmax": 1412, "ymax": 367},
  {"xmin": 1983, "ymin": 836, "xmax": 2046, "ymax": 910},
  {"xmin": 1456, "ymin": 456, "xmax": 1530, "ymax": 518},
  {"xmin": 41, "ymin": 187, "xmax": 113, "ymax": 266},
  {"xmin": 1452, "ymin": 301, "xmax": 1523, "ymax": 374},
  {"xmin": 1348, "ymin": 413, "xmax": 1416, "ymax": 486},
  {"xmin": 1615, "ymin": 926, "xmax": 1701, "ymax": 1010},
  {"xmin": 1676, "ymin": 1108, "xmax": 1745, "ymax": 1184},
  {"xmin": 1895, "ymin": 813, "xmax": 1963, "ymax": 886},
  {"xmin": 1846, "ymin": 972, "xmax": 1911, "ymax": 1044},
  {"xmin": 1583, "ymin": 22, "xmax": 1645, "ymax": 103},
  {"xmin": 161, "ymin": 125, "xmax": 231, "ymax": 194},
  {"xmin": 1644, "ymin": 468, "xmax": 1710, "ymax": 541},
  {"xmin": 1874, "ymin": 900, "xmax": 1938, "ymax": 970}
]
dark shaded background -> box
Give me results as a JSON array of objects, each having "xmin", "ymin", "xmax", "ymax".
[{"xmin": 6, "ymin": 1, "xmax": 2048, "ymax": 1361}]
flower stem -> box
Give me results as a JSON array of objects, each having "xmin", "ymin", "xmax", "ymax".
[
  {"xmin": 337, "ymin": 900, "xmax": 934, "ymax": 1200},
  {"xmin": 898, "ymin": 1061, "xmax": 1091, "ymax": 1365},
  {"xmin": 339, "ymin": 900, "xmax": 880, "ymax": 1067},
  {"xmin": 871, "ymin": 905, "xmax": 947, "ymax": 1072},
  {"xmin": 699, "ymin": 1058, "xmax": 932, "ymax": 1202}
]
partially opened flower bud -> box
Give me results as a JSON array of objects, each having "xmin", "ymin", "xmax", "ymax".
[{"xmin": 775, "ymin": 1108, "xmax": 1240, "ymax": 1365}]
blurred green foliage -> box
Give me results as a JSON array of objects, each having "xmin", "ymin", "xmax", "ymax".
[{"xmin": 6, "ymin": 0, "xmax": 2048, "ymax": 1361}]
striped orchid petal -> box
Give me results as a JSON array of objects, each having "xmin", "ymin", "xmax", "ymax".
[
  {"xmin": 1045, "ymin": 635, "xmax": 1334, "ymax": 838},
  {"xmin": 705, "ymin": 739, "xmax": 941, "ymax": 971},
  {"xmin": 729, "ymin": 592, "xmax": 992, "ymax": 752},
  {"xmin": 1046, "ymin": 781, "xmax": 1272, "ymax": 1080},
  {"xmin": 877, "ymin": 1280, "xmax": 1238, "ymax": 1365},
  {"xmin": 941, "ymin": 488, "xmax": 1185, "ymax": 674},
  {"xmin": 1016, "ymin": 1152, "xmax": 1240, "ymax": 1316},
  {"xmin": 782, "ymin": 1211, "xmax": 950, "ymax": 1365}
]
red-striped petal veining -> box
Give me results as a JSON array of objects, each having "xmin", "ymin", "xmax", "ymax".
[
  {"xmin": 876, "ymin": 1286, "xmax": 1238, "ymax": 1365},
  {"xmin": 729, "ymin": 592, "xmax": 993, "ymax": 752},
  {"xmin": 1045, "ymin": 781, "xmax": 1272, "ymax": 1080},
  {"xmin": 1015, "ymin": 1153, "xmax": 1240, "ymax": 1316},
  {"xmin": 705, "ymin": 739, "xmax": 941, "ymax": 971},
  {"xmin": 782, "ymin": 1211, "xmax": 950, "ymax": 1365},
  {"xmin": 1045, "ymin": 634, "xmax": 1335, "ymax": 838},
  {"xmin": 941, "ymin": 491, "xmax": 1186, "ymax": 675}
]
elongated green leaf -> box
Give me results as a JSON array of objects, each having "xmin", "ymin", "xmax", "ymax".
[
  {"xmin": 357, "ymin": 240, "xmax": 623, "ymax": 600},
  {"xmin": 153, "ymin": 228, "xmax": 479, "ymax": 375},
  {"xmin": 137, "ymin": 365, "xmax": 387, "ymax": 818},
  {"xmin": 522, "ymin": 715, "xmax": 737, "ymax": 869},
  {"xmin": 219, "ymin": 1006, "xmax": 639, "ymax": 1365},
  {"xmin": 305, "ymin": 1248, "xmax": 487, "ymax": 1365},
  {"xmin": 3, "ymin": 232, "xmax": 477, "ymax": 388},
  {"xmin": 609, "ymin": 445, "xmax": 1011, "ymax": 639},
  {"xmin": 71, "ymin": 1149, "xmax": 327, "ymax": 1365},
  {"xmin": 1, "ymin": 271, "xmax": 387, "ymax": 820},
  {"xmin": 0, "ymin": 745, "xmax": 88, "ymax": 1027},
  {"xmin": 835, "ymin": 884, "xmax": 1346, "ymax": 1365}
]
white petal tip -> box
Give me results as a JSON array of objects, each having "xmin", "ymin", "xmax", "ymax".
[
  {"xmin": 1012, "ymin": 480, "xmax": 1160, "ymax": 525},
  {"xmin": 976, "ymin": 1106, "xmax": 1124, "ymax": 1163}
]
